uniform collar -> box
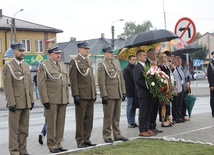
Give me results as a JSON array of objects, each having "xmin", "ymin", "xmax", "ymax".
[
  {"xmin": 14, "ymin": 58, "xmax": 23, "ymax": 65},
  {"xmin": 79, "ymin": 53, "xmax": 87, "ymax": 60},
  {"xmin": 50, "ymin": 59, "xmax": 57, "ymax": 64}
]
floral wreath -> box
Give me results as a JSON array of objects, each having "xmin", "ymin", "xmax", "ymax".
[{"xmin": 143, "ymin": 65, "xmax": 174, "ymax": 104}]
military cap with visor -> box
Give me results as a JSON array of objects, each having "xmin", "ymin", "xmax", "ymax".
[
  {"xmin": 11, "ymin": 42, "xmax": 26, "ymax": 51},
  {"xmin": 102, "ymin": 45, "xmax": 114, "ymax": 53},
  {"xmin": 77, "ymin": 41, "xmax": 90, "ymax": 49}
]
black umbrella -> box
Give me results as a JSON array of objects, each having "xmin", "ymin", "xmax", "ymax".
[
  {"xmin": 123, "ymin": 29, "xmax": 179, "ymax": 48},
  {"xmin": 172, "ymin": 43, "xmax": 202, "ymax": 55}
]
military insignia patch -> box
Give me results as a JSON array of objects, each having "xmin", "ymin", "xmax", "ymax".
[
  {"xmin": 3, "ymin": 70, "xmax": 7, "ymax": 75},
  {"xmin": 98, "ymin": 67, "xmax": 102, "ymax": 72}
]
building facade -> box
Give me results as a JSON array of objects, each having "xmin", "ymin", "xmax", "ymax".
[{"xmin": 0, "ymin": 10, "xmax": 63, "ymax": 89}]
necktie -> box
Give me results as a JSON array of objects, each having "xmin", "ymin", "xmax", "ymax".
[
  {"xmin": 19, "ymin": 63, "xmax": 22, "ymax": 68},
  {"xmin": 176, "ymin": 67, "xmax": 183, "ymax": 80}
]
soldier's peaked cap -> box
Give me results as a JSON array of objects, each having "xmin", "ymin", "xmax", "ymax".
[
  {"xmin": 11, "ymin": 42, "xmax": 25, "ymax": 51},
  {"xmin": 48, "ymin": 45, "xmax": 62, "ymax": 54},
  {"xmin": 102, "ymin": 44, "xmax": 114, "ymax": 53},
  {"xmin": 77, "ymin": 41, "xmax": 90, "ymax": 49}
]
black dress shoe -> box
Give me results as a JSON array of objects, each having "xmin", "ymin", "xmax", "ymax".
[
  {"xmin": 161, "ymin": 124, "xmax": 172, "ymax": 127},
  {"xmin": 84, "ymin": 142, "xmax": 97, "ymax": 146},
  {"xmin": 152, "ymin": 129, "xmax": 163, "ymax": 133},
  {"xmin": 115, "ymin": 137, "xmax": 129, "ymax": 141},
  {"xmin": 50, "ymin": 149, "xmax": 60, "ymax": 153},
  {"xmin": 58, "ymin": 148, "xmax": 68, "ymax": 152},
  {"xmin": 174, "ymin": 119, "xmax": 180, "ymax": 123},
  {"xmin": 105, "ymin": 138, "xmax": 114, "ymax": 143},
  {"xmin": 77, "ymin": 143, "xmax": 88, "ymax": 148},
  {"xmin": 133, "ymin": 123, "xmax": 139, "ymax": 127}
]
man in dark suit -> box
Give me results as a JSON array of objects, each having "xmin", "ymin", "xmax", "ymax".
[
  {"xmin": 123, "ymin": 55, "xmax": 138, "ymax": 128},
  {"xmin": 133, "ymin": 50, "xmax": 156, "ymax": 137},
  {"xmin": 207, "ymin": 51, "xmax": 214, "ymax": 117},
  {"xmin": 146, "ymin": 49, "xmax": 163, "ymax": 133}
]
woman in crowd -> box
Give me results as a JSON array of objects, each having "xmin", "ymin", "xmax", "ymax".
[{"xmin": 158, "ymin": 52, "xmax": 173, "ymax": 127}]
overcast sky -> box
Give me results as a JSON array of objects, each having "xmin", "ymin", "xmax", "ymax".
[{"xmin": 1, "ymin": 0, "xmax": 214, "ymax": 42}]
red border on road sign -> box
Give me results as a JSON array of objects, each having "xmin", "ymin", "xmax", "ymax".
[{"xmin": 174, "ymin": 17, "xmax": 196, "ymax": 44}]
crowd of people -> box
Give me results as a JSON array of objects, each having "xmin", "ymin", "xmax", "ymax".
[{"xmin": 2, "ymin": 41, "xmax": 199, "ymax": 155}]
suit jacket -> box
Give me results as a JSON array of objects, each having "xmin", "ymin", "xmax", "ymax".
[
  {"xmin": 69, "ymin": 55, "xmax": 96, "ymax": 99},
  {"xmin": 123, "ymin": 63, "xmax": 135, "ymax": 97},
  {"xmin": 159, "ymin": 65, "xmax": 170, "ymax": 77},
  {"xmin": 38, "ymin": 59, "xmax": 69, "ymax": 104},
  {"xmin": 3, "ymin": 59, "xmax": 34, "ymax": 109},
  {"xmin": 207, "ymin": 59, "xmax": 214, "ymax": 87},
  {"xmin": 133, "ymin": 62, "xmax": 152, "ymax": 98},
  {"xmin": 97, "ymin": 58, "xmax": 125, "ymax": 99}
]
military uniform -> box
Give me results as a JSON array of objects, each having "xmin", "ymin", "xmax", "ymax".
[
  {"xmin": 97, "ymin": 45, "xmax": 127, "ymax": 142},
  {"xmin": 3, "ymin": 43, "xmax": 34, "ymax": 155},
  {"xmin": 69, "ymin": 42, "xmax": 96, "ymax": 147},
  {"xmin": 37, "ymin": 46, "xmax": 69, "ymax": 152}
]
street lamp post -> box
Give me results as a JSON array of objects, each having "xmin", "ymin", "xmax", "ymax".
[
  {"xmin": 10, "ymin": 9, "xmax": 23, "ymax": 43},
  {"xmin": 111, "ymin": 19, "xmax": 124, "ymax": 49}
]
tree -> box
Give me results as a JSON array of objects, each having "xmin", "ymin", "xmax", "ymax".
[
  {"xmin": 189, "ymin": 43, "xmax": 209, "ymax": 61},
  {"xmin": 194, "ymin": 32, "xmax": 202, "ymax": 41},
  {"xmin": 123, "ymin": 20, "xmax": 153, "ymax": 38}
]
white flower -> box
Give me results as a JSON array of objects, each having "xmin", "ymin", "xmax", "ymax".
[
  {"xmin": 151, "ymin": 82, "xmax": 155, "ymax": 86},
  {"xmin": 161, "ymin": 79, "xmax": 164, "ymax": 82},
  {"xmin": 151, "ymin": 72, "xmax": 154, "ymax": 75},
  {"xmin": 164, "ymin": 80, "xmax": 167, "ymax": 84}
]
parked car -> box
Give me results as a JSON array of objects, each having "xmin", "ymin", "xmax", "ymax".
[
  {"xmin": 189, "ymin": 70, "xmax": 206, "ymax": 80},
  {"xmin": 194, "ymin": 70, "xmax": 206, "ymax": 80}
]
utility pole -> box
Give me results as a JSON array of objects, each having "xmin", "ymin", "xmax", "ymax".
[
  {"xmin": 10, "ymin": 9, "xmax": 23, "ymax": 44},
  {"xmin": 111, "ymin": 26, "xmax": 115, "ymax": 48},
  {"xmin": 163, "ymin": 0, "xmax": 167, "ymax": 30},
  {"xmin": 111, "ymin": 19, "xmax": 124, "ymax": 49}
]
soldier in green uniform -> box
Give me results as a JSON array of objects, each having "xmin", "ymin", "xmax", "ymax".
[
  {"xmin": 69, "ymin": 41, "xmax": 97, "ymax": 148},
  {"xmin": 37, "ymin": 45, "xmax": 69, "ymax": 154},
  {"xmin": 97, "ymin": 44, "xmax": 129, "ymax": 143},
  {"xmin": 3, "ymin": 42, "xmax": 34, "ymax": 155}
]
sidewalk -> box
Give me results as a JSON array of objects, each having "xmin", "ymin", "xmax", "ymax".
[
  {"xmin": 1, "ymin": 80, "xmax": 213, "ymax": 155},
  {"xmin": 1, "ymin": 111, "xmax": 214, "ymax": 155}
]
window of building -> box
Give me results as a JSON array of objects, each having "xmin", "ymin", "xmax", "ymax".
[
  {"xmin": 35, "ymin": 40, "xmax": 44, "ymax": 53},
  {"xmin": 21, "ymin": 39, "xmax": 31, "ymax": 52}
]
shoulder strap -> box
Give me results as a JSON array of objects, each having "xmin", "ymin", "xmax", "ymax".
[
  {"xmin": 101, "ymin": 60, "xmax": 117, "ymax": 79},
  {"xmin": 6, "ymin": 63, "xmax": 24, "ymax": 81},
  {"xmin": 74, "ymin": 57, "xmax": 90, "ymax": 77},
  {"xmin": 41, "ymin": 62, "xmax": 62, "ymax": 80}
]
